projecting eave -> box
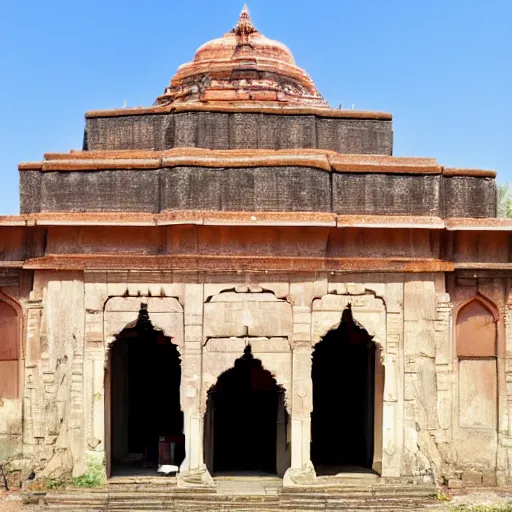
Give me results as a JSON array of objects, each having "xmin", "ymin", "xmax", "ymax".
[
  {"xmin": 21, "ymin": 254, "xmax": 453, "ymax": 273},
  {"xmin": 7, "ymin": 214, "xmax": 512, "ymax": 231},
  {"xmin": 19, "ymin": 148, "xmax": 449, "ymax": 175}
]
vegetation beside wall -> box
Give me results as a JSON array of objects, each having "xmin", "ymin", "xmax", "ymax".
[{"xmin": 498, "ymin": 184, "xmax": 512, "ymax": 218}]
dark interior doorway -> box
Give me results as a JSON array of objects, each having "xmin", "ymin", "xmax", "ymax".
[
  {"xmin": 109, "ymin": 304, "xmax": 184, "ymax": 476},
  {"xmin": 204, "ymin": 345, "xmax": 287, "ymax": 475},
  {"xmin": 311, "ymin": 305, "xmax": 376, "ymax": 474}
]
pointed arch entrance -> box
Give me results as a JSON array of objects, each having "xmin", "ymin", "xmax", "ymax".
[
  {"xmin": 0, "ymin": 292, "xmax": 21, "ymax": 399},
  {"xmin": 311, "ymin": 304, "xmax": 384, "ymax": 474},
  {"xmin": 204, "ymin": 345, "xmax": 287, "ymax": 475},
  {"xmin": 106, "ymin": 304, "xmax": 184, "ymax": 476}
]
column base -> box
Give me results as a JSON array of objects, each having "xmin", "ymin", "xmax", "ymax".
[
  {"xmin": 283, "ymin": 462, "xmax": 317, "ymax": 487},
  {"xmin": 177, "ymin": 465, "xmax": 215, "ymax": 488}
]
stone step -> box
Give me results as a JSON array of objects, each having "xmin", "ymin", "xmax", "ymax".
[
  {"xmin": 46, "ymin": 492, "xmax": 435, "ymax": 502},
  {"xmin": 286, "ymin": 489, "xmax": 436, "ymax": 494},
  {"xmin": 47, "ymin": 505, "xmax": 441, "ymax": 512},
  {"xmin": 45, "ymin": 498, "xmax": 439, "ymax": 510},
  {"xmin": 36, "ymin": 481, "xmax": 441, "ymax": 511},
  {"xmin": 44, "ymin": 488, "xmax": 436, "ymax": 500},
  {"xmin": 108, "ymin": 477, "xmax": 177, "ymax": 486}
]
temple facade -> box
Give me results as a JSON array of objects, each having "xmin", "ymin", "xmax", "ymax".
[{"xmin": 1, "ymin": 7, "xmax": 510, "ymax": 489}]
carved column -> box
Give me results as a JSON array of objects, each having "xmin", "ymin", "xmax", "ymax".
[
  {"xmin": 178, "ymin": 276, "xmax": 214, "ymax": 487},
  {"xmin": 283, "ymin": 304, "xmax": 317, "ymax": 486},
  {"xmin": 23, "ymin": 292, "xmax": 44, "ymax": 447},
  {"xmin": 84, "ymin": 272, "xmax": 108, "ymax": 474}
]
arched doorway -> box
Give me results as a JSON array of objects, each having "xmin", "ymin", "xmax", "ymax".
[
  {"xmin": 311, "ymin": 304, "xmax": 381, "ymax": 475},
  {"xmin": 107, "ymin": 304, "xmax": 183, "ymax": 476},
  {"xmin": 204, "ymin": 345, "xmax": 287, "ymax": 475}
]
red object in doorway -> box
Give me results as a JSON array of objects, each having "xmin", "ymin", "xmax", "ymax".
[{"xmin": 158, "ymin": 435, "xmax": 184, "ymax": 465}]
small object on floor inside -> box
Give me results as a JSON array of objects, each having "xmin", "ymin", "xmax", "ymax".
[{"xmin": 157, "ymin": 465, "xmax": 179, "ymax": 475}]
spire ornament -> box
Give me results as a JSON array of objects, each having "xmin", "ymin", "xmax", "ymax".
[{"xmin": 233, "ymin": 4, "xmax": 257, "ymax": 44}]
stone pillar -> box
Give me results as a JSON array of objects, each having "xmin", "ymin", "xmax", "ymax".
[
  {"xmin": 283, "ymin": 302, "xmax": 317, "ymax": 486},
  {"xmin": 23, "ymin": 294, "xmax": 44, "ymax": 447},
  {"xmin": 178, "ymin": 277, "xmax": 214, "ymax": 487},
  {"xmin": 83, "ymin": 272, "xmax": 108, "ymax": 476},
  {"xmin": 381, "ymin": 334, "xmax": 401, "ymax": 478}
]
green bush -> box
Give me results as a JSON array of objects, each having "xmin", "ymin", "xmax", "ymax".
[{"xmin": 70, "ymin": 456, "xmax": 105, "ymax": 488}]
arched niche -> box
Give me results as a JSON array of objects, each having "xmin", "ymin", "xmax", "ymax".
[
  {"xmin": 456, "ymin": 295, "xmax": 497, "ymax": 358},
  {"xmin": 455, "ymin": 295, "xmax": 499, "ymax": 434},
  {"xmin": 0, "ymin": 292, "xmax": 22, "ymax": 399}
]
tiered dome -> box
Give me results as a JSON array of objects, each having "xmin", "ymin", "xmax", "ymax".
[{"xmin": 156, "ymin": 6, "xmax": 328, "ymax": 108}]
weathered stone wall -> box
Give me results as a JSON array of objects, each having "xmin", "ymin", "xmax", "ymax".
[
  {"xmin": 443, "ymin": 176, "xmax": 497, "ymax": 218},
  {"xmin": 21, "ymin": 271, "xmax": 86, "ymax": 480},
  {"xmin": 7, "ymin": 268, "xmax": 509, "ymax": 487},
  {"xmin": 84, "ymin": 112, "xmax": 393, "ymax": 155},
  {"xmin": 19, "ymin": 167, "xmax": 495, "ymax": 218}
]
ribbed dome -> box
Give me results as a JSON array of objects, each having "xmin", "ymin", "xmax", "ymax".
[{"xmin": 156, "ymin": 6, "xmax": 328, "ymax": 108}]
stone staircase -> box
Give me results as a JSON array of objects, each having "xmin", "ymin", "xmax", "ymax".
[{"xmin": 24, "ymin": 475, "xmax": 443, "ymax": 511}]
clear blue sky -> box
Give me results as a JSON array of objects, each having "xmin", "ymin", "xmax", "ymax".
[{"xmin": 1, "ymin": 0, "xmax": 510, "ymax": 214}]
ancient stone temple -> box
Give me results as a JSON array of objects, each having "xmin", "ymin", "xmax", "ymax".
[{"xmin": 0, "ymin": 6, "xmax": 509, "ymax": 490}]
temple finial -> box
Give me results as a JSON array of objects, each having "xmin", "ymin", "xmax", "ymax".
[
  {"xmin": 233, "ymin": 4, "xmax": 257, "ymax": 40},
  {"xmin": 241, "ymin": 4, "xmax": 250, "ymax": 19}
]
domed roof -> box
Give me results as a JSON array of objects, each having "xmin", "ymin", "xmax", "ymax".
[{"xmin": 155, "ymin": 6, "xmax": 328, "ymax": 108}]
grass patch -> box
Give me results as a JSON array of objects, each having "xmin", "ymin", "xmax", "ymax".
[
  {"xmin": 429, "ymin": 491, "xmax": 451, "ymax": 501},
  {"xmin": 44, "ymin": 478, "xmax": 67, "ymax": 489},
  {"xmin": 71, "ymin": 456, "xmax": 105, "ymax": 488}
]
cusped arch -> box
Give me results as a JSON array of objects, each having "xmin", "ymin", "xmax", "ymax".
[
  {"xmin": 104, "ymin": 296, "xmax": 184, "ymax": 355},
  {"xmin": 312, "ymin": 290, "xmax": 386, "ymax": 351},
  {"xmin": 210, "ymin": 347, "xmax": 285, "ymax": 394},
  {"xmin": 455, "ymin": 294, "xmax": 498, "ymax": 358},
  {"xmin": 201, "ymin": 338, "xmax": 291, "ymax": 414}
]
